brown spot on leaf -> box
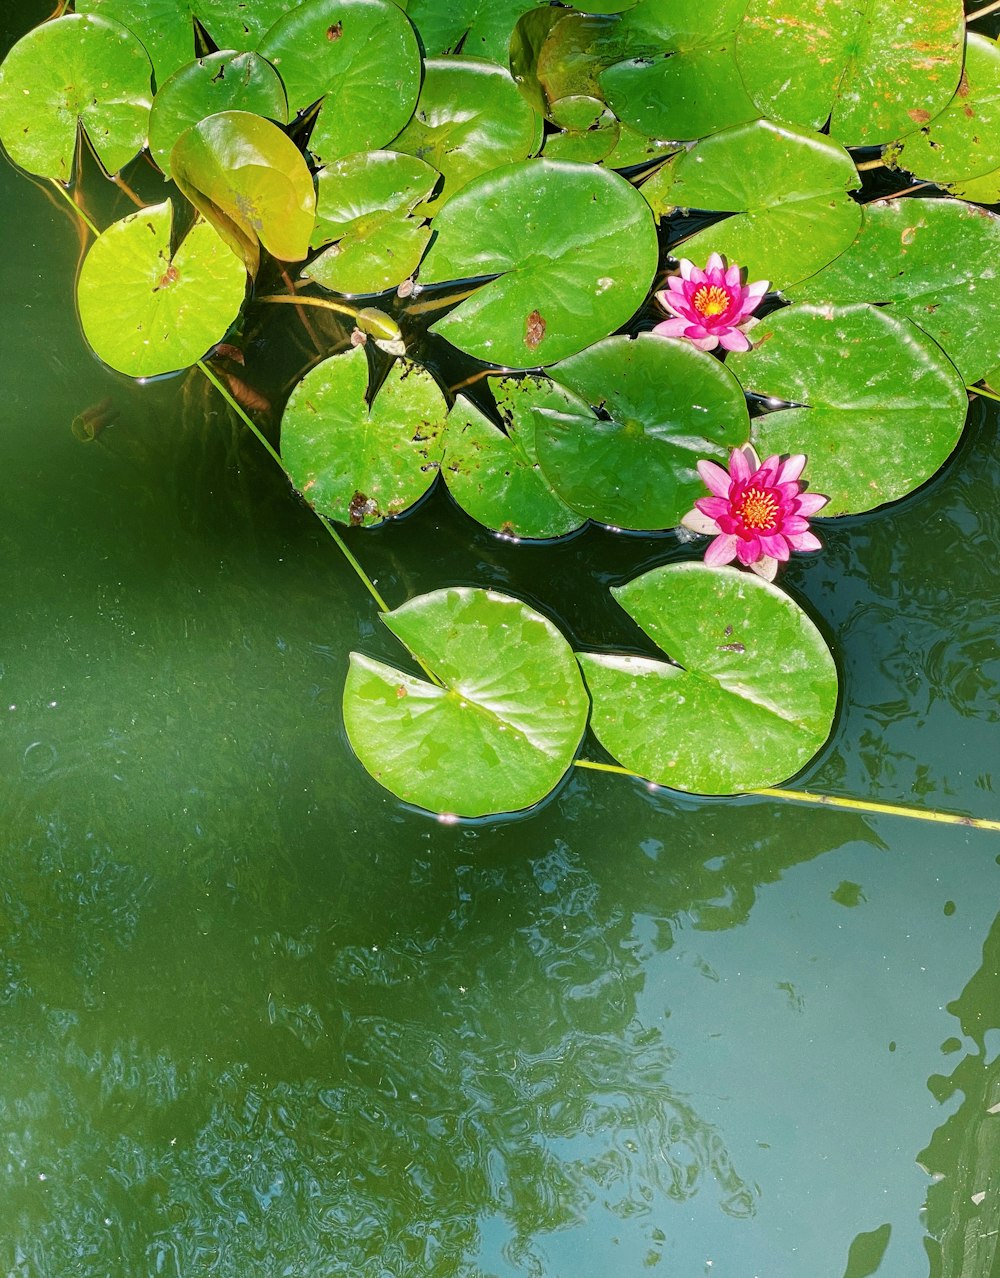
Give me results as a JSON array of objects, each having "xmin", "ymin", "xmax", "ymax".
[
  {"xmin": 327, "ymin": 21, "xmax": 343, "ymax": 39},
  {"xmin": 154, "ymin": 264, "xmax": 179, "ymax": 291},
  {"xmin": 957, "ymin": 70, "xmax": 971, "ymax": 98},
  {"xmin": 525, "ymin": 309, "xmax": 546, "ymax": 349},
  {"xmin": 907, "ymin": 109, "xmax": 931, "ymax": 124},
  {"xmin": 349, "ymin": 491, "xmax": 379, "ymax": 525},
  {"xmin": 901, "ymin": 226, "xmax": 918, "ymax": 246},
  {"xmin": 396, "ymin": 685, "xmax": 408, "ymax": 699}
]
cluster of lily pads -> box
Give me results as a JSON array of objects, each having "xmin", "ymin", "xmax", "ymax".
[{"xmin": 1, "ymin": 0, "xmax": 997, "ymax": 816}]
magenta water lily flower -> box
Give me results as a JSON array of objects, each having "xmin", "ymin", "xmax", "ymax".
[
  {"xmin": 681, "ymin": 444, "xmax": 828, "ymax": 581},
  {"xmin": 653, "ymin": 253, "xmax": 768, "ymax": 352}
]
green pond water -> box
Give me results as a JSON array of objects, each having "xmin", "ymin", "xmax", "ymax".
[{"xmin": 3, "ymin": 8, "xmax": 1000, "ymax": 1276}]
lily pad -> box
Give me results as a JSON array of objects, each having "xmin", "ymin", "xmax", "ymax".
[
  {"xmin": 344, "ymin": 587, "xmax": 590, "ymax": 816},
  {"xmin": 148, "ymin": 51, "xmax": 288, "ymax": 177},
  {"xmin": 886, "ymin": 35, "xmax": 1000, "ymax": 185},
  {"xmin": 542, "ymin": 103, "xmax": 620, "ymax": 165},
  {"xmin": 442, "ymin": 383, "xmax": 586, "ymax": 539},
  {"xmin": 420, "ymin": 158, "xmax": 658, "ymax": 368},
  {"xmin": 76, "ymin": 199, "xmax": 247, "ymax": 378},
  {"xmin": 601, "ymin": 0, "xmax": 759, "ymax": 142},
  {"xmin": 661, "ymin": 119, "xmax": 862, "ymax": 288},
  {"xmin": 579, "ymin": 562, "xmax": 838, "ymax": 794},
  {"xmin": 788, "ymin": 197, "xmax": 1000, "ymax": 385},
  {"xmin": 171, "ymin": 110, "xmax": 316, "ymax": 275},
  {"xmin": 736, "ymin": 0, "xmax": 964, "ymax": 144},
  {"xmin": 510, "ymin": 8, "xmax": 626, "ymax": 128},
  {"xmin": 404, "ymin": 0, "xmax": 545, "ymax": 62},
  {"xmin": 726, "ymin": 303, "xmax": 968, "ymax": 514},
  {"xmin": 390, "ymin": 57, "xmax": 541, "ymax": 213},
  {"xmin": 279, "ymin": 345, "xmax": 446, "ymax": 526},
  {"xmin": 0, "ymin": 13, "xmax": 151, "ymax": 181},
  {"xmin": 258, "ymin": 0, "xmax": 421, "ymax": 166},
  {"xmin": 305, "ymin": 150, "xmax": 438, "ymax": 294},
  {"xmin": 77, "ymin": 0, "xmax": 296, "ymax": 84},
  {"xmin": 536, "ymin": 334, "xmax": 750, "ymax": 530}
]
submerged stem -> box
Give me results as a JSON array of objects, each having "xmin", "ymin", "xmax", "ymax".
[
  {"xmin": 257, "ymin": 293, "xmax": 362, "ymax": 321},
  {"xmin": 573, "ymin": 760, "xmax": 1000, "ymax": 830},
  {"xmin": 968, "ymin": 0, "xmax": 1000, "ymax": 21},
  {"xmin": 50, "ymin": 179, "xmax": 99, "ymax": 237},
  {"xmin": 970, "ymin": 383, "xmax": 1000, "ymax": 403}
]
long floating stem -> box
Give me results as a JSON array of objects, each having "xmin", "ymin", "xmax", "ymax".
[
  {"xmin": 968, "ymin": 0, "xmax": 1000, "ymax": 21},
  {"xmin": 257, "ymin": 293, "xmax": 361, "ymax": 321},
  {"xmin": 573, "ymin": 760, "xmax": 1000, "ymax": 831}
]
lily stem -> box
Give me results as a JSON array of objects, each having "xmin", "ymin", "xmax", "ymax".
[
  {"xmin": 257, "ymin": 293, "xmax": 362, "ymax": 321},
  {"xmin": 50, "ymin": 179, "xmax": 99, "ymax": 237},
  {"xmin": 573, "ymin": 760, "xmax": 1000, "ymax": 831},
  {"xmin": 970, "ymin": 383, "xmax": 1000, "ymax": 403},
  {"xmin": 969, "ymin": 0, "xmax": 1000, "ymax": 21}
]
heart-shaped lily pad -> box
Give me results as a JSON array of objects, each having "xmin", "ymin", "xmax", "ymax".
[
  {"xmin": 660, "ymin": 119, "xmax": 862, "ymax": 288},
  {"xmin": 77, "ymin": 199, "xmax": 248, "ymax": 378},
  {"xmin": 344, "ymin": 587, "xmax": 590, "ymax": 816},
  {"xmin": 77, "ymin": 0, "xmax": 296, "ymax": 84},
  {"xmin": 148, "ymin": 51, "xmax": 288, "ymax": 178},
  {"xmin": 538, "ymin": 334, "xmax": 751, "ymax": 530},
  {"xmin": 390, "ymin": 57, "xmax": 541, "ymax": 213},
  {"xmin": 601, "ymin": 0, "xmax": 759, "ymax": 141},
  {"xmin": 420, "ymin": 158, "xmax": 658, "ymax": 368},
  {"xmin": 727, "ymin": 303, "xmax": 968, "ymax": 514},
  {"xmin": 441, "ymin": 383, "xmax": 586, "ymax": 539},
  {"xmin": 258, "ymin": 0, "xmax": 421, "ymax": 165},
  {"xmin": 0, "ymin": 13, "xmax": 151, "ymax": 181},
  {"xmin": 579, "ymin": 562, "xmax": 838, "ymax": 794},
  {"xmin": 787, "ymin": 197, "xmax": 1000, "ymax": 385},
  {"xmin": 279, "ymin": 345, "xmax": 446, "ymax": 526},
  {"xmin": 405, "ymin": 0, "xmax": 547, "ymax": 62},
  {"xmin": 305, "ymin": 150, "xmax": 438, "ymax": 294},
  {"xmin": 171, "ymin": 110, "xmax": 316, "ymax": 274}
]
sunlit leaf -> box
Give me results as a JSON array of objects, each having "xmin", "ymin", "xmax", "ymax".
[
  {"xmin": 344, "ymin": 587, "xmax": 590, "ymax": 816},
  {"xmin": 542, "ymin": 104, "xmax": 620, "ymax": 164},
  {"xmin": 77, "ymin": 0, "xmax": 296, "ymax": 85},
  {"xmin": 601, "ymin": 0, "xmax": 758, "ymax": 141},
  {"xmin": 736, "ymin": 0, "xmax": 963, "ymax": 143},
  {"xmin": 580, "ymin": 562, "xmax": 838, "ymax": 794},
  {"xmin": 442, "ymin": 386, "xmax": 586, "ymax": 540},
  {"xmin": 727, "ymin": 303, "xmax": 968, "ymax": 514},
  {"xmin": 148, "ymin": 51, "xmax": 287, "ymax": 177},
  {"xmin": 788, "ymin": 198, "xmax": 1000, "ymax": 385},
  {"xmin": 886, "ymin": 34, "xmax": 1000, "ymax": 185},
  {"xmin": 404, "ymin": 0, "xmax": 545, "ymax": 62},
  {"xmin": 258, "ymin": 0, "xmax": 421, "ymax": 165},
  {"xmin": 659, "ymin": 119, "xmax": 862, "ymax": 288},
  {"xmin": 77, "ymin": 199, "xmax": 247, "ymax": 378},
  {"xmin": 420, "ymin": 158, "xmax": 658, "ymax": 368},
  {"xmin": 0, "ymin": 13, "xmax": 151, "ymax": 181},
  {"xmin": 536, "ymin": 334, "xmax": 750, "ymax": 530},
  {"xmin": 390, "ymin": 57, "xmax": 541, "ymax": 213},
  {"xmin": 305, "ymin": 150, "xmax": 437, "ymax": 294},
  {"xmin": 171, "ymin": 110, "xmax": 315, "ymax": 274},
  {"xmin": 279, "ymin": 346, "xmax": 446, "ymax": 527},
  {"xmin": 510, "ymin": 8, "xmax": 625, "ymax": 128}
]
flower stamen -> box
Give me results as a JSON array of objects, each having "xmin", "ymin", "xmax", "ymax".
[
  {"xmin": 735, "ymin": 486, "xmax": 779, "ymax": 531},
  {"xmin": 692, "ymin": 284, "xmax": 732, "ymax": 318}
]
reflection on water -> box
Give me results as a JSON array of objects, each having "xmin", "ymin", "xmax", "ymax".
[{"xmin": 3, "ymin": 6, "xmax": 1000, "ymax": 1272}]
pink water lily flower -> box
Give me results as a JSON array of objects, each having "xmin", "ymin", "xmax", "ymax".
[
  {"xmin": 653, "ymin": 253, "xmax": 768, "ymax": 352},
  {"xmin": 681, "ymin": 444, "xmax": 828, "ymax": 581}
]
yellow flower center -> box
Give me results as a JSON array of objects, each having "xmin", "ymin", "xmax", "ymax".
[
  {"xmin": 736, "ymin": 486, "xmax": 779, "ymax": 531},
  {"xmin": 692, "ymin": 284, "xmax": 732, "ymax": 318}
]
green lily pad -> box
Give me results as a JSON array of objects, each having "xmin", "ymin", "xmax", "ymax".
[
  {"xmin": 304, "ymin": 150, "xmax": 438, "ymax": 294},
  {"xmin": 0, "ymin": 13, "xmax": 151, "ymax": 181},
  {"xmin": 736, "ymin": 0, "xmax": 964, "ymax": 144},
  {"xmin": 542, "ymin": 104, "xmax": 620, "ymax": 164},
  {"xmin": 390, "ymin": 57, "xmax": 541, "ymax": 214},
  {"xmin": 442, "ymin": 383, "xmax": 586, "ymax": 539},
  {"xmin": 76, "ymin": 198, "xmax": 247, "ymax": 378},
  {"xmin": 661, "ymin": 119, "xmax": 862, "ymax": 289},
  {"xmin": 726, "ymin": 303, "xmax": 968, "ymax": 514},
  {"xmin": 148, "ymin": 51, "xmax": 288, "ymax": 177},
  {"xmin": 344, "ymin": 587, "xmax": 590, "ymax": 816},
  {"xmin": 420, "ymin": 158, "xmax": 658, "ymax": 368},
  {"xmin": 171, "ymin": 110, "xmax": 316, "ymax": 275},
  {"xmin": 886, "ymin": 34, "xmax": 1000, "ymax": 185},
  {"xmin": 600, "ymin": 0, "xmax": 759, "ymax": 141},
  {"xmin": 279, "ymin": 346, "xmax": 446, "ymax": 526},
  {"xmin": 509, "ymin": 8, "xmax": 626, "ymax": 128},
  {"xmin": 537, "ymin": 334, "xmax": 750, "ymax": 530},
  {"xmin": 258, "ymin": 0, "xmax": 421, "ymax": 166},
  {"xmin": 404, "ymin": 0, "xmax": 546, "ymax": 62},
  {"xmin": 828, "ymin": 0, "xmax": 963, "ymax": 146},
  {"xmin": 787, "ymin": 197, "xmax": 1000, "ymax": 385},
  {"xmin": 603, "ymin": 122, "xmax": 677, "ymax": 170},
  {"xmin": 77, "ymin": 0, "xmax": 296, "ymax": 84},
  {"xmin": 579, "ymin": 562, "xmax": 838, "ymax": 795}
]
